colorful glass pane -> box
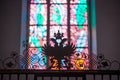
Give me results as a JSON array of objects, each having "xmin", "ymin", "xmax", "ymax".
[
  {"xmin": 50, "ymin": 4, "xmax": 67, "ymax": 25},
  {"xmin": 70, "ymin": 0, "xmax": 87, "ymax": 4},
  {"xmin": 50, "ymin": 0, "xmax": 67, "ymax": 3},
  {"xmin": 70, "ymin": 4, "xmax": 88, "ymax": 27},
  {"xmin": 28, "ymin": 47, "xmax": 47, "ymax": 69},
  {"xmin": 29, "ymin": 25, "xmax": 47, "ymax": 47},
  {"xmin": 30, "ymin": 4, "xmax": 47, "ymax": 25},
  {"xmin": 70, "ymin": 48, "xmax": 89, "ymax": 70},
  {"xmin": 70, "ymin": 26, "xmax": 88, "ymax": 47},
  {"xmin": 31, "ymin": 0, "xmax": 46, "ymax": 3}
]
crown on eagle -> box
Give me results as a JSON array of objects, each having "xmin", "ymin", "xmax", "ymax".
[{"xmin": 54, "ymin": 30, "xmax": 64, "ymax": 39}]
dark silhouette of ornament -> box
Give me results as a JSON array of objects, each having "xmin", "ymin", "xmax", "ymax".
[
  {"xmin": 42, "ymin": 30, "xmax": 76, "ymax": 70},
  {"xmin": 97, "ymin": 59, "xmax": 111, "ymax": 70},
  {"xmin": 6, "ymin": 62, "xmax": 14, "ymax": 68},
  {"xmin": 3, "ymin": 57, "xmax": 16, "ymax": 69}
]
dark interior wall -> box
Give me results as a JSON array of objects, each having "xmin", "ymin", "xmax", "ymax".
[
  {"xmin": 0, "ymin": 0, "xmax": 21, "ymax": 58},
  {"xmin": 0, "ymin": 0, "xmax": 120, "ymax": 66},
  {"xmin": 96, "ymin": 0, "xmax": 120, "ymax": 61}
]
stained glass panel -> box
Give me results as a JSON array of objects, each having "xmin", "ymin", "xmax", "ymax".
[
  {"xmin": 28, "ymin": 47, "xmax": 47, "ymax": 69},
  {"xmin": 70, "ymin": 26, "xmax": 88, "ymax": 47},
  {"xmin": 28, "ymin": 0, "xmax": 90, "ymax": 70},
  {"xmin": 50, "ymin": 0, "xmax": 67, "ymax": 3},
  {"xmin": 31, "ymin": 0, "xmax": 46, "ymax": 3},
  {"xmin": 70, "ymin": 48, "xmax": 89, "ymax": 70},
  {"xmin": 30, "ymin": 4, "xmax": 47, "ymax": 25},
  {"xmin": 70, "ymin": 4, "xmax": 88, "ymax": 26},
  {"xmin": 29, "ymin": 25, "xmax": 47, "ymax": 47},
  {"xmin": 50, "ymin": 4, "xmax": 67, "ymax": 25},
  {"xmin": 70, "ymin": 0, "xmax": 87, "ymax": 4}
]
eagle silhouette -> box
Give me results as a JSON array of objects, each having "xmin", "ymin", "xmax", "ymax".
[{"xmin": 42, "ymin": 30, "xmax": 76, "ymax": 70}]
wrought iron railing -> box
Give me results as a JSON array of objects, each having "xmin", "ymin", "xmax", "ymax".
[{"xmin": 0, "ymin": 70, "xmax": 120, "ymax": 80}]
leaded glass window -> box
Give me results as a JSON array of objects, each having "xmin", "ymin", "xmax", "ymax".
[{"xmin": 28, "ymin": 0, "xmax": 89, "ymax": 70}]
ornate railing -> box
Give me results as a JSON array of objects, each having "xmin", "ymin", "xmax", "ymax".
[{"xmin": 0, "ymin": 70, "xmax": 120, "ymax": 80}]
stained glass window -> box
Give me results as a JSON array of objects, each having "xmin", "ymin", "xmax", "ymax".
[{"xmin": 28, "ymin": 0, "xmax": 89, "ymax": 70}]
